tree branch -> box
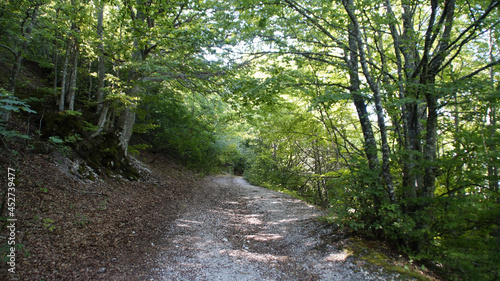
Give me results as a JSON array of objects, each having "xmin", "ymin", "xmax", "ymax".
[
  {"xmin": 283, "ymin": 0, "xmax": 348, "ymax": 50},
  {"xmin": 457, "ymin": 59, "xmax": 500, "ymax": 81},
  {"xmin": 171, "ymin": 3, "xmax": 185, "ymax": 27},
  {"xmin": 0, "ymin": 44, "xmax": 17, "ymax": 57}
]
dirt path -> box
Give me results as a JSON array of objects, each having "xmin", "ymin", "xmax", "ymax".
[{"xmin": 150, "ymin": 175, "xmax": 401, "ymax": 280}]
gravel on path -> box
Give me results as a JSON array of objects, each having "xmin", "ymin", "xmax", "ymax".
[{"xmin": 151, "ymin": 175, "xmax": 402, "ymax": 281}]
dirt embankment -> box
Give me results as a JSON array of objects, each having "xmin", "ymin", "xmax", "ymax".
[{"xmin": 0, "ymin": 150, "xmax": 199, "ymax": 280}]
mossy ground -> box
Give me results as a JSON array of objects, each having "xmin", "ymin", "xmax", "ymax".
[{"xmin": 346, "ymin": 238, "xmax": 438, "ymax": 281}]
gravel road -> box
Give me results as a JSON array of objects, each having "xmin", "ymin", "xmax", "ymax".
[{"xmin": 151, "ymin": 175, "xmax": 401, "ymax": 280}]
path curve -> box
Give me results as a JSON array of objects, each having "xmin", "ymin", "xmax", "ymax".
[{"xmin": 151, "ymin": 176, "xmax": 400, "ymax": 280}]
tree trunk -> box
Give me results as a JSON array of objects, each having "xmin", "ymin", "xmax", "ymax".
[
  {"xmin": 59, "ymin": 35, "xmax": 73, "ymax": 111},
  {"xmin": 487, "ymin": 32, "xmax": 499, "ymax": 250},
  {"xmin": 7, "ymin": 52, "xmax": 23, "ymax": 96},
  {"xmin": 52, "ymin": 8, "xmax": 60, "ymax": 98},
  {"xmin": 345, "ymin": 18, "xmax": 380, "ymax": 173},
  {"xmin": 384, "ymin": 0, "xmax": 417, "ymax": 199},
  {"xmin": 421, "ymin": 0, "xmax": 456, "ymax": 198},
  {"xmin": 96, "ymin": 0, "xmax": 106, "ymax": 113},
  {"xmin": 52, "ymin": 41, "xmax": 59, "ymax": 97},
  {"xmin": 343, "ymin": 0, "xmax": 395, "ymax": 202},
  {"xmin": 422, "ymin": 83, "xmax": 438, "ymax": 198},
  {"xmin": 488, "ymin": 104, "xmax": 498, "ymax": 192},
  {"xmin": 313, "ymin": 140, "xmax": 324, "ymax": 203},
  {"xmin": 488, "ymin": 30, "xmax": 499, "ymax": 199},
  {"xmin": 67, "ymin": 41, "xmax": 79, "ymax": 111},
  {"xmin": 114, "ymin": 0, "xmax": 149, "ymax": 156},
  {"xmin": 91, "ymin": 101, "xmax": 110, "ymax": 138},
  {"xmin": 117, "ymin": 105, "xmax": 136, "ymax": 156},
  {"xmin": 401, "ymin": 2, "xmax": 423, "ymax": 199}
]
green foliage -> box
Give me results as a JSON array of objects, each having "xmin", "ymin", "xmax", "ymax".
[
  {"xmin": 228, "ymin": 1, "xmax": 500, "ymax": 280},
  {"xmin": 43, "ymin": 111, "xmax": 83, "ymax": 142},
  {"xmin": 75, "ymin": 213, "xmax": 88, "ymax": 226},
  {"xmin": 97, "ymin": 199, "xmax": 108, "ymax": 211},
  {"xmin": 48, "ymin": 136, "xmax": 64, "ymax": 144},
  {"xmin": 420, "ymin": 194, "xmax": 500, "ymax": 280},
  {"xmin": 0, "ymin": 88, "xmax": 36, "ymax": 140},
  {"xmin": 136, "ymin": 87, "xmax": 247, "ymax": 173},
  {"xmin": 322, "ymin": 151, "xmax": 500, "ymax": 279},
  {"xmin": 128, "ymin": 143, "xmax": 152, "ymax": 156},
  {"xmin": 48, "ymin": 135, "xmax": 72, "ymax": 156},
  {"xmin": 0, "ymin": 242, "xmax": 29, "ymax": 263},
  {"xmin": 82, "ymin": 121, "xmax": 99, "ymax": 132},
  {"xmin": 42, "ymin": 218, "xmax": 56, "ymax": 232},
  {"xmin": 59, "ymin": 110, "xmax": 82, "ymax": 117},
  {"xmin": 325, "ymin": 157, "xmax": 500, "ymax": 280},
  {"xmin": 244, "ymin": 152, "xmax": 283, "ymax": 186}
]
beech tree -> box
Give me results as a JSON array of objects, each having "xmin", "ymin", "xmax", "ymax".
[
  {"xmin": 229, "ymin": 0, "xmax": 500, "ymax": 277},
  {"xmin": 1, "ymin": 0, "xmax": 234, "ymax": 162}
]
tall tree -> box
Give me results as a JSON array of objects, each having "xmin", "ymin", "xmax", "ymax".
[
  {"xmin": 95, "ymin": 0, "xmax": 105, "ymax": 113},
  {"xmin": 0, "ymin": 0, "xmax": 40, "ymax": 121},
  {"xmin": 226, "ymin": 0, "xmax": 500, "ymax": 269}
]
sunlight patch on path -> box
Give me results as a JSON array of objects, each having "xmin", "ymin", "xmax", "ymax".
[
  {"xmin": 223, "ymin": 249, "xmax": 289, "ymax": 263},
  {"xmin": 153, "ymin": 175, "xmax": 401, "ymax": 281}
]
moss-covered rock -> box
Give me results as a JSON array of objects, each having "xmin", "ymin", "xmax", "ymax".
[
  {"xmin": 77, "ymin": 132, "xmax": 140, "ymax": 181},
  {"xmin": 346, "ymin": 239, "xmax": 434, "ymax": 281}
]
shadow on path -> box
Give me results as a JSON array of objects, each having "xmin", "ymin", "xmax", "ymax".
[{"xmin": 151, "ymin": 176, "xmax": 399, "ymax": 281}]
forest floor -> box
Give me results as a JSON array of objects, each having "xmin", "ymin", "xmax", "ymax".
[{"xmin": 0, "ymin": 147, "xmax": 435, "ymax": 280}]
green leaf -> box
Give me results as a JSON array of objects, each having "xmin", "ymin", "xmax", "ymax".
[{"xmin": 0, "ymin": 104, "xmax": 20, "ymax": 112}]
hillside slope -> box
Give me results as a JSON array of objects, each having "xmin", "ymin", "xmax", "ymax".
[{"xmin": 0, "ymin": 147, "xmax": 200, "ymax": 280}]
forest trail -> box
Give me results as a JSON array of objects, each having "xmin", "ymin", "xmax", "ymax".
[
  {"xmin": 150, "ymin": 175, "xmax": 400, "ymax": 280},
  {"xmin": 1, "ymin": 151, "xmax": 410, "ymax": 280}
]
